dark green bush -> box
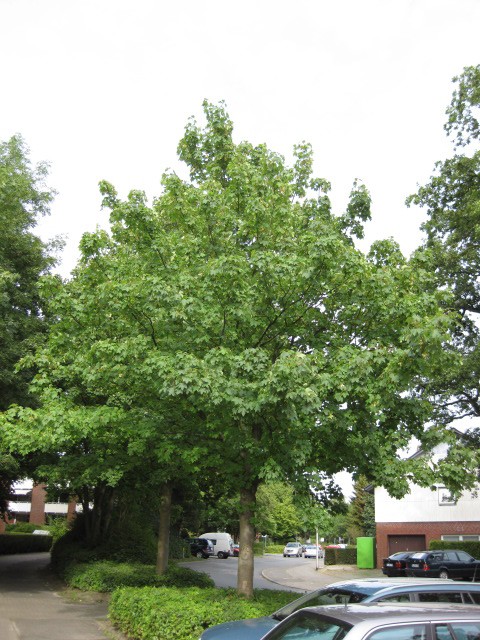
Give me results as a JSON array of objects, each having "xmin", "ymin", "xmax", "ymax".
[
  {"xmin": 170, "ymin": 534, "xmax": 191, "ymax": 560},
  {"xmin": 110, "ymin": 586, "xmax": 298, "ymax": 640},
  {"xmin": 5, "ymin": 522, "xmax": 48, "ymax": 534},
  {"xmin": 64, "ymin": 561, "xmax": 215, "ymax": 592},
  {"xmin": 0, "ymin": 533, "xmax": 52, "ymax": 554},
  {"xmin": 324, "ymin": 546, "xmax": 357, "ymax": 565},
  {"xmin": 430, "ymin": 540, "xmax": 480, "ymax": 558},
  {"xmin": 50, "ymin": 530, "xmax": 100, "ymax": 576}
]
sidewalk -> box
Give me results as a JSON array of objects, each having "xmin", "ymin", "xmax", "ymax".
[{"xmin": 261, "ymin": 562, "xmax": 384, "ymax": 591}]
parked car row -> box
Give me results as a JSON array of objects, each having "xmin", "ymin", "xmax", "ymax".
[
  {"xmin": 382, "ymin": 549, "xmax": 480, "ymax": 580},
  {"xmin": 283, "ymin": 542, "xmax": 324, "ymax": 558},
  {"xmin": 200, "ymin": 577, "xmax": 480, "ymax": 639}
]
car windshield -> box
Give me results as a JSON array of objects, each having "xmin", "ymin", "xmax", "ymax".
[
  {"xmin": 267, "ymin": 612, "xmax": 351, "ymax": 640},
  {"xmin": 273, "ymin": 588, "xmax": 370, "ymax": 620},
  {"xmin": 286, "ymin": 543, "xmax": 299, "ymax": 547}
]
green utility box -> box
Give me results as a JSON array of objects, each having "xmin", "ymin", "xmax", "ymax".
[{"xmin": 357, "ymin": 537, "xmax": 376, "ymax": 569}]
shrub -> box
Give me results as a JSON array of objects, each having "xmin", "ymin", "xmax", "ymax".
[
  {"xmin": 110, "ymin": 586, "xmax": 298, "ymax": 640},
  {"xmin": 169, "ymin": 534, "xmax": 191, "ymax": 560},
  {"xmin": 265, "ymin": 544, "xmax": 284, "ymax": 554},
  {"xmin": 45, "ymin": 517, "xmax": 70, "ymax": 543},
  {"xmin": 0, "ymin": 533, "xmax": 52, "ymax": 554},
  {"xmin": 5, "ymin": 522, "xmax": 46, "ymax": 534},
  {"xmin": 324, "ymin": 546, "xmax": 357, "ymax": 565},
  {"xmin": 430, "ymin": 540, "xmax": 480, "ymax": 558},
  {"xmin": 50, "ymin": 530, "xmax": 100, "ymax": 576},
  {"xmin": 64, "ymin": 561, "xmax": 215, "ymax": 592}
]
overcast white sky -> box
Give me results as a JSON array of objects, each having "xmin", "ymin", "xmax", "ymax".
[
  {"xmin": 2, "ymin": 0, "xmax": 479, "ymax": 497},
  {"xmin": 2, "ymin": 0, "xmax": 479, "ymax": 278}
]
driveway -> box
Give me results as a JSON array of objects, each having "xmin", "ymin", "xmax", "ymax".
[{"xmin": 0, "ymin": 552, "xmax": 109, "ymax": 640}]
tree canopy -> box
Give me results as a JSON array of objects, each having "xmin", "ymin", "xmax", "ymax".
[{"xmin": 2, "ymin": 101, "xmax": 473, "ymax": 596}]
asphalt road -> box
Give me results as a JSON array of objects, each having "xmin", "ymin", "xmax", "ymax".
[{"xmin": 180, "ymin": 554, "xmax": 315, "ymax": 592}]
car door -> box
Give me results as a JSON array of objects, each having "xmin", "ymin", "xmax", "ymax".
[
  {"xmin": 454, "ymin": 550, "xmax": 479, "ymax": 580},
  {"xmin": 443, "ymin": 551, "xmax": 462, "ymax": 579}
]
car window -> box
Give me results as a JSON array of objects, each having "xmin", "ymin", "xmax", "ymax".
[
  {"xmin": 377, "ymin": 594, "xmax": 412, "ymax": 603},
  {"xmin": 435, "ymin": 625, "xmax": 454, "ymax": 640},
  {"xmin": 430, "ymin": 553, "xmax": 444, "ymax": 562},
  {"xmin": 266, "ymin": 616, "xmax": 350, "ymax": 640},
  {"xmin": 435, "ymin": 622, "xmax": 480, "ymax": 640},
  {"xmin": 367, "ymin": 623, "xmax": 427, "ymax": 640},
  {"xmin": 456, "ymin": 552, "xmax": 474, "ymax": 562},
  {"xmin": 417, "ymin": 592, "xmax": 463, "ymax": 603},
  {"xmin": 469, "ymin": 593, "xmax": 480, "ymax": 604},
  {"xmin": 273, "ymin": 589, "xmax": 369, "ymax": 620},
  {"xmin": 444, "ymin": 552, "xmax": 459, "ymax": 561}
]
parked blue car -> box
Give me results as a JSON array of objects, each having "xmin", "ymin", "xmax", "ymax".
[{"xmin": 200, "ymin": 577, "xmax": 480, "ymax": 640}]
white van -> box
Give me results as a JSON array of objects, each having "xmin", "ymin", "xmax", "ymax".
[{"xmin": 200, "ymin": 532, "xmax": 233, "ymax": 559}]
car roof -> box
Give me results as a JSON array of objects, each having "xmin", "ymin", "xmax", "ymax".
[
  {"xmin": 298, "ymin": 602, "xmax": 480, "ymax": 625},
  {"xmin": 304, "ymin": 577, "xmax": 480, "ymax": 600},
  {"xmin": 324, "ymin": 577, "xmax": 457, "ymax": 590}
]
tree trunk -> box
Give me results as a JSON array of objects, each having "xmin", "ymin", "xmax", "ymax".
[
  {"xmin": 156, "ymin": 482, "xmax": 172, "ymax": 575},
  {"xmin": 237, "ymin": 485, "xmax": 257, "ymax": 597}
]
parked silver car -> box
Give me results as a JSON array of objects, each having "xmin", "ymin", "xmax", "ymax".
[
  {"xmin": 200, "ymin": 577, "xmax": 480, "ymax": 640},
  {"xmin": 260, "ymin": 602, "xmax": 480, "ymax": 640},
  {"xmin": 303, "ymin": 544, "xmax": 324, "ymax": 559},
  {"xmin": 283, "ymin": 542, "xmax": 303, "ymax": 557}
]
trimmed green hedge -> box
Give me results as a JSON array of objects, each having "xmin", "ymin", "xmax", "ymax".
[
  {"xmin": 430, "ymin": 540, "xmax": 480, "ymax": 558},
  {"xmin": 110, "ymin": 586, "xmax": 298, "ymax": 640},
  {"xmin": 265, "ymin": 544, "xmax": 284, "ymax": 554},
  {"xmin": 64, "ymin": 561, "xmax": 215, "ymax": 592},
  {"xmin": 324, "ymin": 546, "xmax": 357, "ymax": 565},
  {"xmin": 0, "ymin": 533, "xmax": 52, "ymax": 554}
]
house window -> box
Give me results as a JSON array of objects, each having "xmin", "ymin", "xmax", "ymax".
[
  {"xmin": 441, "ymin": 535, "xmax": 480, "ymax": 542},
  {"xmin": 438, "ymin": 487, "xmax": 456, "ymax": 505}
]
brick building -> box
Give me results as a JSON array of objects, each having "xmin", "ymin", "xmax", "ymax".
[{"xmin": 0, "ymin": 481, "xmax": 77, "ymax": 533}]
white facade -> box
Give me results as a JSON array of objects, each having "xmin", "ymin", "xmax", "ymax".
[
  {"xmin": 376, "ymin": 441, "xmax": 480, "ymax": 523},
  {"xmin": 375, "ymin": 484, "xmax": 480, "ymax": 523}
]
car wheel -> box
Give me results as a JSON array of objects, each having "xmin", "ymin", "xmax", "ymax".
[
  {"xmin": 217, "ymin": 551, "xmax": 225, "ymax": 559},
  {"xmin": 196, "ymin": 551, "xmax": 204, "ymax": 558},
  {"xmin": 439, "ymin": 569, "xmax": 449, "ymax": 579}
]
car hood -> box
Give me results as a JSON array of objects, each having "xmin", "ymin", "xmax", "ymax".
[{"xmin": 200, "ymin": 615, "xmax": 277, "ymax": 639}]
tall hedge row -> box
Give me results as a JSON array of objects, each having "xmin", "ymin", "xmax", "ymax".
[
  {"xmin": 430, "ymin": 540, "xmax": 480, "ymax": 558},
  {"xmin": 0, "ymin": 533, "xmax": 52, "ymax": 554}
]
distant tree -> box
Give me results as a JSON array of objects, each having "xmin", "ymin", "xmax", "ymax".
[
  {"xmin": 255, "ymin": 482, "xmax": 302, "ymax": 540},
  {"xmin": 0, "ymin": 135, "xmax": 58, "ymax": 514},
  {"xmin": 346, "ymin": 475, "xmax": 375, "ymax": 541}
]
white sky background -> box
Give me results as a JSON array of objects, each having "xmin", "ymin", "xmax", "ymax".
[{"xmin": 2, "ymin": 0, "xmax": 479, "ymax": 499}]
